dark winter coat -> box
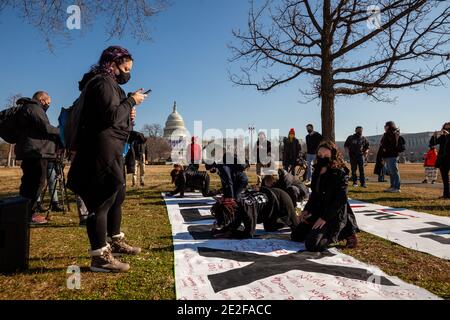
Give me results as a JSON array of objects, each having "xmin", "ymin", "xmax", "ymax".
[
  {"xmin": 14, "ymin": 98, "xmax": 60, "ymax": 160},
  {"xmin": 430, "ymin": 134, "xmax": 450, "ymax": 169},
  {"xmin": 380, "ymin": 131, "xmax": 406, "ymax": 158},
  {"xmin": 304, "ymin": 166, "xmax": 359, "ymax": 242},
  {"xmin": 344, "ymin": 133, "xmax": 370, "ymax": 157},
  {"xmin": 67, "ymin": 73, "xmax": 136, "ymax": 211},
  {"xmin": 283, "ymin": 137, "xmax": 301, "ymax": 164},
  {"xmin": 305, "ymin": 132, "xmax": 323, "ymax": 155},
  {"xmin": 273, "ymin": 169, "xmax": 309, "ymax": 205}
]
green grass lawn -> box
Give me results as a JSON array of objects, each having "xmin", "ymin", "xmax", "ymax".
[{"xmin": 0, "ymin": 164, "xmax": 449, "ymax": 299}]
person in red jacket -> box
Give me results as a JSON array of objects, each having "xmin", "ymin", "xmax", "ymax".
[
  {"xmin": 423, "ymin": 146, "xmax": 438, "ymax": 184},
  {"xmin": 187, "ymin": 136, "xmax": 202, "ymax": 170}
]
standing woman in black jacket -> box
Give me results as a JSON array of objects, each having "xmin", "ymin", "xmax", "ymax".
[
  {"xmin": 68, "ymin": 46, "xmax": 147, "ymax": 273},
  {"xmin": 291, "ymin": 141, "xmax": 359, "ymax": 252},
  {"xmin": 430, "ymin": 122, "xmax": 450, "ymax": 199}
]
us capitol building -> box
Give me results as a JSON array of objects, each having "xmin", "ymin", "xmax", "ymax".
[{"xmin": 163, "ymin": 101, "xmax": 188, "ymax": 162}]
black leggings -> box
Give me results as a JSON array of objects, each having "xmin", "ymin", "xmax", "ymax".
[
  {"xmin": 86, "ymin": 184, "xmax": 125, "ymax": 250},
  {"xmin": 440, "ymin": 165, "xmax": 450, "ymax": 198}
]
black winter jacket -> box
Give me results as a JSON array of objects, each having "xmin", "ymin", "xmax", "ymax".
[
  {"xmin": 304, "ymin": 166, "xmax": 359, "ymax": 242},
  {"xmin": 67, "ymin": 73, "xmax": 136, "ymax": 211},
  {"xmin": 283, "ymin": 137, "xmax": 301, "ymax": 164},
  {"xmin": 14, "ymin": 98, "xmax": 60, "ymax": 160},
  {"xmin": 430, "ymin": 134, "xmax": 450, "ymax": 168}
]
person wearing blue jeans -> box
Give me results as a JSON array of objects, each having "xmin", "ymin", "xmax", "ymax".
[
  {"xmin": 385, "ymin": 157, "xmax": 401, "ymax": 190},
  {"xmin": 380, "ymin": 121, "xmax": 406, "ymax": 193}
]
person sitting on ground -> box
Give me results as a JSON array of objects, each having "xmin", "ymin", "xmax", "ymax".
[
  {"xmin": 210, "ymin": 186, "xmax": 299, "ymax": 239},
  {"xmin": 261, "ymin": 169, "xmax": 309, "ymax": 207},
  {"xmin": 422, "ymin": 146, "xmax": 438, "ymax": 184},
  {"xmin": 169, "ymin": 164, "xmax": 211, "ymax": 197},
  {"xmin": 291, "ymin": 140, "xmax": 359, "ymax": 252}
]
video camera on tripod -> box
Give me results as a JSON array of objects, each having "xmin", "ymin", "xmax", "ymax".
[{"xmin": 39, "ymin": 150, "xmax": 71, "ymax": 217}]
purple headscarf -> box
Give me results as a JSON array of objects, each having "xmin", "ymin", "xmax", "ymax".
[
  {"xmin": 92, "ymin": 46, "xmax": 133, "ymax": 76},
  {"xmin": 79, "ymin": 46, "xmax": 133, "ymax": 91}
]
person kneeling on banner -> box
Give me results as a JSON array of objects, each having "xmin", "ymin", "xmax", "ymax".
[
  {"xmin": 169, "ymin": 164, "xmax": 212, "ymax": 197},
  {"xmin": 261, "ymin": 169, "xmax": 309, "ymax": 208},
  {"xmin": 291, "ymin": 141, "xmax": 359, "ymax": 252},
  {"xmin": 210, "ymin": 187, "xmax": 299, "ymax": 239}
]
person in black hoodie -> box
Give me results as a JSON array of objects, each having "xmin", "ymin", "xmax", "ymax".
[
  {"xmin": 291, "ymin": 141, "xmax": 359, "ymax": 252},
  {"xmin": 430, "ymin": 122, "xmax": 450, "ymax": 199},
  {"xmin": 15, "ymin": 92, "xmax": 60, "ymax": 224},
  {"xmin": 67, "ymin": 46, "xmax": 147, "ymax": 273}
]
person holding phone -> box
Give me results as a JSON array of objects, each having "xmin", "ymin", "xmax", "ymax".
[
  {"xmin": 430, "ymin": 122, "xmax": 450, "ymax": 199},
  {"xmin": 68, "ymin": 46, "xmax": 148, "ymax": 273}
]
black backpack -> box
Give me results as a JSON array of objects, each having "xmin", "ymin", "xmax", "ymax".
[
  {"xmin": 0, "ymin": 104, "xmax": 24, "ymax": 144},
  {"xmin": 59, "ymin": 74, "xmax": 101, "ymax": 151}
]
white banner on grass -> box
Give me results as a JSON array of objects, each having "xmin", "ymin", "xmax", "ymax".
[
  {"xmin": 349, "ymin": 200, "xmax": 450, "ymax": 260},
  {"xmin": 163, "ymin": 193, "xmax": 440, "ymax": 300}
]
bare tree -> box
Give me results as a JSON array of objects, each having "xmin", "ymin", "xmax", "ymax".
[
  {"xmin": 2, "ymin": 93, "xmax": 22, "ymax": 167},
  {"xmin": 146, "ymin": 136, "xmax": 171, "ymax": 162},
  {"xmin": 230, "ymin": 0, "xmax": 450, "ymax": 141},
  {"xmin": 0, "ymin": 0, "xmax": 168, "ymax": 51},
  {"xmin": 142, "ymin": 123, "xmax": 163, "ymax": 138}
]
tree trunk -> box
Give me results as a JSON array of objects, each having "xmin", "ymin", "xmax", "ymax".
[
  {"xmin": 7, "ymin": 144, "xmax": 13, "ymax": 167},
  {"xmin": 320, "ymin": 0, "xmax": 336, "ymax": 142}
]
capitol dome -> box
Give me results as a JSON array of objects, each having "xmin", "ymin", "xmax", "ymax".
[{"xmin": 163, "ymin": 101, "xmax": 188, "ymax": 140}]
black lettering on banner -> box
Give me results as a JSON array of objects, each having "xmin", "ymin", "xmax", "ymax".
[
  {"xmin": 180, "ymin": 208, "xmax": 213, "ymax": 222},
  {"xmin": 358, "ymin": 210, "xmax": 408, "ymax": 220},
  {"xmin": 405, "ymin": 222, "xmax": 450, "ymax": 245},
  {"xmin": 197, "ymin": 247, "xmax": 396, "ymax": 293}
]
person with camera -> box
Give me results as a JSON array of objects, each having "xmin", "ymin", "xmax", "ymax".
[
  {"xmin": 67, "ymin": 46, "xmax": 147, "ymax": 273},
  {"xmin": 36, "ymin": 141, "xmax": 65, "ymax": 214},
  {"xmin": 14, "ymin": 92, "xmax": 60, "ymax": 225},
  {"xmin": 430, "ymin": 122, "xmax": 450, "ymax": 199}
]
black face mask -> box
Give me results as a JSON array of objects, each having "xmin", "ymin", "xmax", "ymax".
[
  {"xmin": 316, "ymin": 156, "xmax": 331, "ymax": 168},
  {"xmin": 307, "ymin": 129, "xmax": 313, "ymax": 134},
  {"xmin": 356, "ymin": 131, "xmax": 362, "ymax": 136},
  {"xmin": 116, "ymin": 69, "xmax": 131, "ymax": 85}
]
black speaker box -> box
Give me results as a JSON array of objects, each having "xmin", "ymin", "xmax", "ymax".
[{"xmin": 0, "ymin": 197, "xmax": 30, "ymax": 273}]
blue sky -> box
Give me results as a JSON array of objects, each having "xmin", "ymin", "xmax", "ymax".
[{"xmin": 0, "ymin": 0, "xmax": 448, "ymax": 141}]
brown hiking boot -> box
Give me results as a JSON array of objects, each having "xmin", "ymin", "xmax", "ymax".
[
  {"xmin": 90, "ymin": 245, "xmax": 130, "ymax": 273},
  {"xmin": 346, "ymin": 233, "xmax": 358, "ymax": 249},
  {"xmin": 109, "ymin": 233, "xmax": 142, "ymax": 256}
]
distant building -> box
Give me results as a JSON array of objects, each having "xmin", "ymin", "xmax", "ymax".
[
  {"xmin": 337, "ymin": 132, "xmax": 435, "ymax": 163},
  {"xmin": 163, "ymin": 101, "xmax": 188, "ymax": 163}
]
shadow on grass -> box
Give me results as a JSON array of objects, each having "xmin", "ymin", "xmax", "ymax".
[{"xmin": 31, "ymin": 223, "xmax": 80, "ymax": 229}]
